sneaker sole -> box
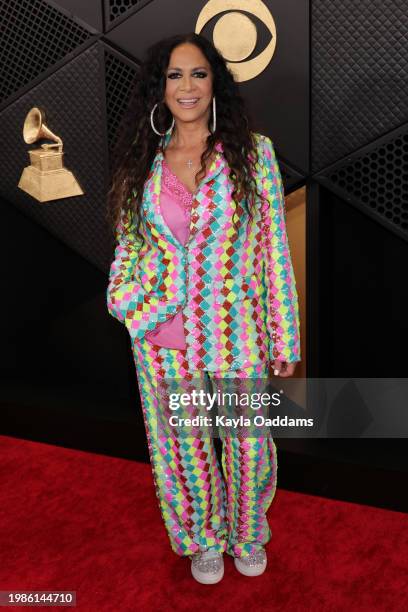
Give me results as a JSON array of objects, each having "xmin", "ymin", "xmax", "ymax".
[{"xmin": 191, "ymin": 564, "xmax": 224, "ymax": 584}]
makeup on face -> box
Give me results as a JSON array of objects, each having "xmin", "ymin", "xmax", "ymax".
[{"xmin": 164, "ymin": 44, "xmax": 213, "ymax": 127}]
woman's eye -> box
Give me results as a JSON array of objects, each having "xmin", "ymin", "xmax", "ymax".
[{"xmin": 167, "ymin": 70, "xmax": 207, "ymax": 79}]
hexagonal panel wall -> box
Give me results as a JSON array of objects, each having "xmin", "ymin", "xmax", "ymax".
[
  {"xmin": 312, "ymin": 0, "xmax": 408, "ymax": 173},
  {"xmin": 43, "ymin": 0, "xmax": 104, "ymax": 32},
  {"xmin": 316, "ymin": 124, "xmax": 408, "ymax": 241},
  {"xmin": 0, "ymin": 0, "xmax": 94, "ymax": 108},
  {"xmin": 0, "ymin": 42, "xmax": 111, "ymax": 272}
]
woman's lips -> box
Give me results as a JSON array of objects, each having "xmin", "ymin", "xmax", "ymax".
[{"xmin": 177, "ymin": 98, "xmax": 199, "ymax": 108}]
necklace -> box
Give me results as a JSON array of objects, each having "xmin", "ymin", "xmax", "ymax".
[{"xmin": 168, "ymin": 131, "xmax": 210, "ymax": 170}]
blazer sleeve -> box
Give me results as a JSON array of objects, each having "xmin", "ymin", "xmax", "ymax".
[
  {"xmin": 260, "ymin": 136, "xmax": 301, "ymax": 364},
  {"xmin": 106, "ymin": 208, "xmax": 144, "ymax": 326}
]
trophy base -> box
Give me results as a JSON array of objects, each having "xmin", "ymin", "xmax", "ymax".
[{"xmin": 18, "ymin": 165, "xmax": 84, "ymax": 202}]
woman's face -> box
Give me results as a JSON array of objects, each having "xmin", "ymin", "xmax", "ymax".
[{"xmin": 164, "ymin": 43, "xmax": 213, "ymax": 128}]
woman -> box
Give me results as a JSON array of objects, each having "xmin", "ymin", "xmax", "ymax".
[{"xmin": 106, "ymin": 32, "xmax": 301, "ymax": 584}]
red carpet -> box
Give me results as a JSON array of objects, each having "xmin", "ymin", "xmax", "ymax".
[{"xmin": 0, "ymin": 434, "xmax": 407, "ymax": 612}]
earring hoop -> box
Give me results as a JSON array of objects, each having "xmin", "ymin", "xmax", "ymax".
[
  {"xmin": 150, "ymin": 102, "xmax": 175, "ymax": 136},
  {"xmin": 211, "ymin": 96, "xmax": 217, "ymax": 133}
]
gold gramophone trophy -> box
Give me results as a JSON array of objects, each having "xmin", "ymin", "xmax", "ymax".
[{"xmin": 18, "ymin": 106, "xmax": 84, "ymax": 202}]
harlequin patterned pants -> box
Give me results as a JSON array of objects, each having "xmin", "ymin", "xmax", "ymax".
[{"xmin": 131, "ymin": 334, "xmax": 278, "ymax": 559}]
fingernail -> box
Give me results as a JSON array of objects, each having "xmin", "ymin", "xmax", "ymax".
[{"xmin": 273, "ymin": 369, "xmax": 279, "ymax": 376}]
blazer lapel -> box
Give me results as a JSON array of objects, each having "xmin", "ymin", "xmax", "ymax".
[
  {"xmin": 142, "ymin": 146, "xmax": 180, "ymax": 250},
  {"xmin": 187, "ymin": 140, "xmax": 227, "ymax": 245},
  {"xmin": 142, "ymin": 131, "xmax": 227, "ymax": 249}
]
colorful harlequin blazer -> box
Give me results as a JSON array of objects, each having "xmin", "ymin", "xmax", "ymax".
[{"xmin": 106, "ymin": 131, "xmax": 301, "ymax": 372}]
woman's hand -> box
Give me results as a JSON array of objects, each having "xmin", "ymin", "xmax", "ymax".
[{"xmin": 272, "ymin": 359, "xmax": 297, "ymax": 377}]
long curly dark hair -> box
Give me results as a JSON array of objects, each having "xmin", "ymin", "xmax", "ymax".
[{"xmin": 106, "ymin": 32, "xmax": 265, "ymax": 246}]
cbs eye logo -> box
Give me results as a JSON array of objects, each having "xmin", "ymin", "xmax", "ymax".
[{"xmin": 195, "ymin": 0, "xmax": 277, "ymax": 82}]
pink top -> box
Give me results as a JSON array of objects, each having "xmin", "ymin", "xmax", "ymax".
[{"xmin": 145, "ymin": 158, "xmax": 193, "ymax": 349}]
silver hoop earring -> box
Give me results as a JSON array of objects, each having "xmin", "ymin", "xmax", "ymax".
[
  {"xmin": 150, "ymin": 102, "xmax": 175, "ymax": 136},
  {"xmin": 211, "ymin": 96, "xmax": 217, "ymax": 133}
]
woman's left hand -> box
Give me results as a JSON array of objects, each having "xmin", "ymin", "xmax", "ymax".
[{"xmin": 272, "ymin": 360, "xmax": 297, "ymax": 377}]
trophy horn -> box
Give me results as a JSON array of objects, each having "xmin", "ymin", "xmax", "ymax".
[{"xmin": 23, "ymin": 107, "xmax": 63, "ymax": 150}]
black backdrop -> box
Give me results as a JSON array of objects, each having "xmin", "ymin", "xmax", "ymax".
[{"xmin": 1, "ymin": 0, "xmax": 407, "ymax": 512}]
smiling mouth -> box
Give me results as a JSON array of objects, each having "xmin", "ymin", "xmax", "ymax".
[{"xmin": 177, "ymin": 98, "xmax": 200, "ymax": 107}]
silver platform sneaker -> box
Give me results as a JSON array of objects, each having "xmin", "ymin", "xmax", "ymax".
[
  {"xmin": 191, "ymin": 548, "xmax": 224, "ymax": 584},
  {"xmin": 234, "ymin": 547, "xmax": 267, "ymax": 577}
]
